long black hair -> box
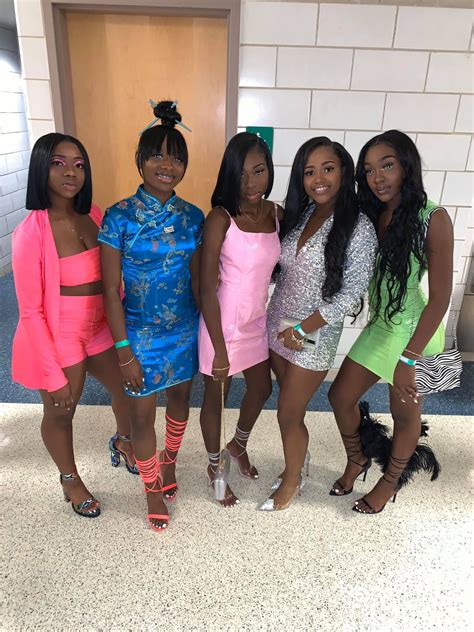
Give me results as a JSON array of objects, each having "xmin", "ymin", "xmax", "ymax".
[
  {"xmin": 356, "ymin": 130, "xmax": 427, "ymax": 324},
  {"xmin": 135, "ymin": 101, "xmax": 188, "ymax": 177},
  {"xmin": 26, "ymin": 132, "xmax": 92, "ymax": 214},
  {"xmin": 281, "ymin": 136, "xmax": 360, "ymax": 301},
  {"xmin": 211, "ymin": 132, "xmax": 274, "ymax": 216}
]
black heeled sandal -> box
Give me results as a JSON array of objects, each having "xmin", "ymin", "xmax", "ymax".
[
  {"xmin": 352, "ymin": 455, "xmax": 410, "ymax": 514},
  {"xmin": 330, "ymin": 428, "xmax": 372, "ymax": 496}
]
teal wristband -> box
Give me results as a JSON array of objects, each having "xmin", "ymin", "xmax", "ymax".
[
  {"xmin": 114, "ymin": 339, "xmax": 130, "ymax": 349},
  {"xmin": 293, "ymin": 323, "xmax": 307, "ymax": 337},
  {"xmin": 399, "ymin": 355, "xmax": 417, "ymax": 367}
]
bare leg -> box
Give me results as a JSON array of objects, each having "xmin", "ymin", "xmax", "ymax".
[
  {"xmin": 159, "ymin": 380, "xmax": 193, "ymax": 496},
  {"xmin": 199, "ymin": 374, "xmax": 238, "ymax": 507},
  {"xmin": 86, "ymin": 346, "xmax": 135, "ymax": 468},
  {"xmin": 353, "ymin": 386, "xmax": 422, "ymax": 513},
  {"xmin": 128, "ymin": 394, "xmax": 168, "ymax": 529},
  {"xmin": 328, "ymin": 358, "xmax": 380, "ymax": 494},
  {"xmin": 40, "ymin": 361, "xmax": 98, "ymax": 510},
  {"xmin": 268, "ymin": 357, "xmax": 327, "ymax": 508},
  {"xmin": 226, "ymin": 359, "xmax": 273, "ymax": 478}
]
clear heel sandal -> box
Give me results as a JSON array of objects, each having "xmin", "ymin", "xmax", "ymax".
[{"xmin": 270, "ymin": 450, "xmax": 311, "ymax": 491}]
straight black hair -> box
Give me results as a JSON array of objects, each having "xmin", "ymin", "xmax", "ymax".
[
  {"xmin": 26, "ymin": 132, "xmax": 92, "ymax": 214},
  {"xmin": 356, "ymin": 129, "xmax": 427, "ymax": 324},
  {"xmin": 135, "ymin": 101, "xmax": 188, "ymax": 177},
  {"xmin": 282, "ymin": 136, "xmax": 360, "ymax": 301},
  {"xmin": 211, "ymin": 132, "xmax": 274, "ymax": 216}
]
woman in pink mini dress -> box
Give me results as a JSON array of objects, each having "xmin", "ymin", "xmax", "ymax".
[{"xmin": 199, "ymin": 132, "xmax": 282, "ymax": 507}]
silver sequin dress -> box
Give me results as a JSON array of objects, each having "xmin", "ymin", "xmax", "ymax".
[{"xmin": 267, "ymin": 206, "xmax": 378, "ymax": 371}]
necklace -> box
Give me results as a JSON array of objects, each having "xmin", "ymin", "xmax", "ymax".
[
  {"xmin": 239, "ymin": 200, "xmax": 263, "ymax": 224},
  {"xmin": 59, "ymin": 217, "xmax": 84, "ymax": 241}
]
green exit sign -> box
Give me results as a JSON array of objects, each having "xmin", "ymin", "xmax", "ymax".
[{"xmin": 246, "ymin": 126, "xmax": 274, "ymax": 154}]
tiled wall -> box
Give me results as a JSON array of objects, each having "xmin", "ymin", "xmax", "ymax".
[
  {"xmin": 239, "ymin": 1, "xmax": 473, "ymax": 363},
  {"xmin": 0, "ymin": 25, "xmax": 30, "ymax": 275},
  {"xmin": 12, "ymin": 0, "xmax": 474, "ymax": 361}
]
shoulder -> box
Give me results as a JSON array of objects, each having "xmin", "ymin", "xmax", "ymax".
[
  {"xmin": 89, "ymin": 203, "xmax": 103, "ymax": 225},
  {"xmin": 13, "ymin": 210, "xmax": 46, "ymax": 241},
  {"xmin": 103, "ymin": 196, "xmax": 135, "ymax": 222},
  {"xmin": 425, "ymin": 205, "xmax": 453, "ymax": 244},
  {"xmin": 178, "ymin": 198, "xmax": 205, "ymax": 223},
  {"xmin": 354, "ymin": 211, "xmax": 377, "ymax": 238},
  {"xmin": 203, "ymin": 207, "xmax": 231, "ymax": 236},
  {"xmin": 265, "ymin": 199, "xmax": 284, "ymax": 221}
]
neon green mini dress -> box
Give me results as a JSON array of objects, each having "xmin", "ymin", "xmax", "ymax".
[{"xmin": 348, "ymin": 202, "xmax": 445, "ymax": 384}]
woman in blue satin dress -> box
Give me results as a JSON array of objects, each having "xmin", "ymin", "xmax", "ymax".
[{"xmin": 99, "ymin": 102, "xmax": 204, "ymax": 531}]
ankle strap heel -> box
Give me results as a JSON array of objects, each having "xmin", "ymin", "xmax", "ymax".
[
  {"xmin": 59, "ymin": 472, "xmax": 101, "ymax": 518},
  {"xmin": 109, "ymin": 432, "xmax": 139, "ymax": 475}
]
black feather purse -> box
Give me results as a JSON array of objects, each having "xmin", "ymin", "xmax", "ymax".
[{"xmin": 359, "ymin": 401, "xmax": 441, "ymax": 489}]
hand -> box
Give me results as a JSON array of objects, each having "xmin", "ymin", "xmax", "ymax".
[
  {"xmin": 393, "ymin": 362, "xmax": 419, "ymax": 404},
  {"xmin": 120, "ymin": 355, "xmax": 145, "ymax": 393},
  {"xmin": 277, "ymin": 327, "xmax": 304, "ymax": 351},
  {"xmin": 212, "ymin": 352, "xmax": 230, "ymax": 382},
  {"xmin": 49, "ymin": 383, "xmax": 74, "ymax": 410}
]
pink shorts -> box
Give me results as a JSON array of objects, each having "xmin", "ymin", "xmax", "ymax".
[{"xmin": 57, "ymin": 294, "xmax": 114, "ymax": 368}]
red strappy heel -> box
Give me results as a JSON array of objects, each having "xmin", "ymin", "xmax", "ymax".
[
  {"xmin": 135, "ymin": 453, "xmax": 169, "ymax": 531},
  {"xmin": 159, "ymin": 413, "xmax": 188, "ymax": 501}
]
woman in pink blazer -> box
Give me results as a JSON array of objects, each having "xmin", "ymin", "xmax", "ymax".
[{"xmin": 12, "ymin": 133, "xmax": 136, "ymax": 518}]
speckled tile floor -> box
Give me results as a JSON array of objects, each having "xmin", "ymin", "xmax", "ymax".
[{"xmin": 1, "ymin": 404, "xmax": 472, "ymax": 631}]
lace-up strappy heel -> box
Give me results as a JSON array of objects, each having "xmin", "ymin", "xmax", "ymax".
[
  {"xmin": 226, "ymin": 424, "xmax": 259, "ymax": 479},
  {"xmin": 60, "ymin": 472, "xmax": 101, "ymax": 518},
  {"xmin": 159, "ymin": 414, "xmax": 188, "ymax": 501},
  {"xmin": 352, "ymin": 455, "xmax": 410, "ymax": 514},
  {"xmin": 330, "ymin": 429, "xmax": 372, "ymax": 496},
  {"xmin": 109, "ymin": 432, "xmax": 139, "ymax": 475},
  {"xmin": 135, "ymin": 454, "xmax": 169, "ymax": 531}
]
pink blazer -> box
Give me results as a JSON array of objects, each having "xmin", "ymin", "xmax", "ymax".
[{"xmin": 11, "ymin": 205, "xmax": 103, "ymax": 392}]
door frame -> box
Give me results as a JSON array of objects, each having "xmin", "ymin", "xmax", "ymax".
[{"xmin": 41, "ymin": 0, "xmax": 240, "ymax": 142}]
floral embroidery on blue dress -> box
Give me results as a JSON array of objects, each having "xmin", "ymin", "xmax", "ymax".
[{"xmin": 98, "ymin": 185, "xmax": 204, "ymax": 396}]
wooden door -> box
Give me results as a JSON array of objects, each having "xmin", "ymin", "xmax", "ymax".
[{"xmin": 65, "ymin": 12, "xmax": 228, "ymax": 213}]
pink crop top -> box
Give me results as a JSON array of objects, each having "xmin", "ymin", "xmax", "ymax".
[{"xmin": 59, "ymin": 246, "xmax": 101, "ymax": 286}]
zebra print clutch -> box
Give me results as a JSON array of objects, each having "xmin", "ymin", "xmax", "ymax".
[{"xmin": 415, "ymin": 347, "xmax": 462, "ymax": 395}]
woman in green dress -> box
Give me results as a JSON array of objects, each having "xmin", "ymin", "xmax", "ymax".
[{"xmin": 328, "ymin": 130, "xmax": 454, "ymax": 514}]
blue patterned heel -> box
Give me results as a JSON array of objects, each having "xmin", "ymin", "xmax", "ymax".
[{"xmin": 109, "ymin": 432, "xmax": 139, "ymax": 475}]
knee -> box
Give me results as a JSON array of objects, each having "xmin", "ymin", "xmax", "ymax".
[
  {"xmin": 42, "ymin": 409, "xmax": 75, "ymax": 427},
  {"xmin": 328, "ymin": 382, "xmax": 344, "ymax": 411},
  {"xmin": 249, "ymin": 379, "xmax": 272, "ymax": 405},
  {"xmin": 328, "ymin": 382, "xmax": 356, "ymax": 414},
  {"xmin": 277, "ymin": 404, "xmax": 303, "ymax": 434},
  {"xmin": 167, "ymin": 384, "xmax": 191, "ymax": 408},
  {"xmin": 392, "ymin": 412, "xmax": 419, "ymax": 431}
]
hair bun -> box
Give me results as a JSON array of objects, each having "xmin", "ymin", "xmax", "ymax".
[{"xmin": 152, "ymin": 100, "xmax": 182, "ymax": 129}]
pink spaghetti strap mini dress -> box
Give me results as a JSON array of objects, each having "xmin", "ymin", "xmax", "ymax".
[{"xmin": 198, "ymin": 205, "xmax": 281, "ymax": 376}]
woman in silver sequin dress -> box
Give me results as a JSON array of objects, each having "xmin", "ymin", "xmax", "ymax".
[{"xmin": 260, "ymin": 137, "xmax": 378, "ymax": 512}]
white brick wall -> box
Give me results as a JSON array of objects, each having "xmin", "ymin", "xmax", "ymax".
[
  {"xmin": 238, "ymin": 1, "xmax": 473, "ymax": 362},
  {"xmin": 0, "ymin": 25, "xmax": 30, "ymax": 275},
  {"xmin": 13, "ymin": 0, "xmax": 474, "ymax": 357}
]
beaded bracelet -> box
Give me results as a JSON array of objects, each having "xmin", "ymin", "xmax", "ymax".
[{"xmin": 399, "ymin": 354, "xmax": 417, "ymax": 367}]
